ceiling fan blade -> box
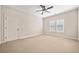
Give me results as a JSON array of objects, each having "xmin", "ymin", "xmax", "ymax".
[
  {"xmin": 40, "ymin": 5, "xmax": 45, "ymax": 8},
  {"xmin": 47, "ymin": 6, "xmax": 53, "ymax": 10},
  {"xmin": 36, "ymin": 10, "xmax": 42, "ymax": 12},
  {"xmin": 45, "ymin": 10, "xmax": 50, "ymax": 13},
  {"xmin": 41, "ymin": 11, "xmax": 43, "ymax": 15},
  {"xmin": 40, "ymin": 5, "xmax": 46, "ymax": 10}
]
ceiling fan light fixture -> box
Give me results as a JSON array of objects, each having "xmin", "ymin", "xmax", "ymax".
[{"xmin": 36, "ymin": 5, "xmax": 54, "ymax": 15}]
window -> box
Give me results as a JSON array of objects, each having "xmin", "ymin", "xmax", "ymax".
[
  {"xmin": 56, "ymin": 20, "xmax": 64, "ymax": 32},
  {"xmin": 49, "ymin": 19, "xmax": 64, "ymax": 33},
  {"xmin": 49, "ymin": 20, "xmax": 56, "ymax": 32}
]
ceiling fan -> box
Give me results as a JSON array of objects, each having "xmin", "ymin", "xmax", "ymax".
[{"xmin": 36, "ymin": 5, "xmax": 53, "ymax": 15}]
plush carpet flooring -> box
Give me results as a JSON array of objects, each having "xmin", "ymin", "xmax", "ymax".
[{"xmin": 0, "ymin": 35, "xmax": 79, "ymax": 53}]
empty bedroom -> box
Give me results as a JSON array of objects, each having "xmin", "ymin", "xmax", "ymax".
[{"xmin": 0, "ymin": 5, "xmax": 79, "ymax": 53}]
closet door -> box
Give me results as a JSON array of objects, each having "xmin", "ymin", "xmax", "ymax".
[{"xmin": 5, "ymin": 8, "xmax": 18, "ymax": 42}]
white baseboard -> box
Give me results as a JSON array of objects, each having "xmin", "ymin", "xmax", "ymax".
[
  {"xmin": 77, "ymin": 37, "xmax": 79, "ymax": 41},
  {"xmin": 0, "ymin": 33, "xmax": 42, "ymax": 44},
  {"xmin": 19, "ymin": 33, "xmax": 42, "ymax": 39},
  {"xmin": 63, "ymin": 35, "xmax": 77, "ymax": 40},
  {"xmin": 45, "ymin": 33, "xmax": 77, "ymax": 40},
  {"xmin": 0, "ymin": 37, "xmax": 17, "ymax": 44}
]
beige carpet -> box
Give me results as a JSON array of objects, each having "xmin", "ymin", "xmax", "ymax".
[{"xmin": 0, "ymin": 35, "xmax": 79, "ymax": 53}]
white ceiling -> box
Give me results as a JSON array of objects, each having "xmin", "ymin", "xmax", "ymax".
[{"xmin": 7, "ymin": 5, "xmax": 79, "ymax": 18}]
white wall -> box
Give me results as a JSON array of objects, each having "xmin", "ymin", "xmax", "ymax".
[
  {"xmin": 0, "ymin": 6, "xmax": 43, "ymax": 43},
  {"xmin": 0, "ymin": 6, "xmax": 1, "ymax": 44},
  {"xmin": 43, "ymin": 9, "xmax": 78, "ymax": 40},
  {"xmin": 78, "ymin": 8, "xmax": 79, "ymax": 40}
]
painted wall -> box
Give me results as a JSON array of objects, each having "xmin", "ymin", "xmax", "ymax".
[
  {"xmin": 0, "ymin": 6, "xmax": 1, "ymax": 44},
  {"xmin": 1, "ymin": 6, "xmax": 43, "ymax": 43},
  {"xmin": 78, "ymin": 8, "xmax": 79, "ymax": 40},
  {"xmin": 43, "ymin": 9, "xmax": 78, "ymax": 40}
]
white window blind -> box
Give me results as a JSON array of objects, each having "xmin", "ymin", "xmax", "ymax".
[
  {"xmin": 56, "ymin": 20, "xmax": 64, "ymax": 32},
  {"xmin": 49, "ymin": 20, "xmax": 56, "ymax": 32},
  {"xmin": 49, "ymin": 19, "xmax": 64, "ymax": 33}
]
